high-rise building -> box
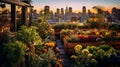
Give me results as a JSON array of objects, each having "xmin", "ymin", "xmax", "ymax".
[
  {"xmin": 65, "ymin": 6, "xmax": 68, "ymax": 14},
  {"xmin": 82, "ymin": 6, "xmax": 86, "ymax": 14},
  {"xmin": 87, "ymin": 9, "xmax": 93, "ymax": 18},
  {"xmin": 61, "ymin": 8, "xmax": 65, "ymax": 21},
  {"xmin": 44, "ymin": 6, "xmax": 50, "ymax": 15},
  {"xmin": 80, "ymin": 6, "xmax": 87, "ymax": 22},
  {"xmin": 69, "ymin": 7, "xmax": 72, "ymax": 13},
  {"xmin": 61, "ymin": 8, "xmax": 64, "ymax": 14},
  {"xmin": 56, "ymin": 8, "xmax": 60, "ymax": 14},
  {"xmin": 112, "ymin": 7, "xmax": 120, "ymax": 20}
]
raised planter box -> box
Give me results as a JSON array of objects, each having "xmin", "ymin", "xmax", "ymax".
[{"xmin": 110, "ymin": 41, "xmax": 120, "ymax": 49}]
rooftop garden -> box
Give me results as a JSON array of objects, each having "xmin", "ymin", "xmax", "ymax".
[{"xmin": 0, "ymin": 1, "xmax": 120, "ymax": 67}]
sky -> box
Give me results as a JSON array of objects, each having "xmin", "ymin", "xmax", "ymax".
[{"xmin": 32, "ymin": 0, "xmax": 120, "ymax": 13}]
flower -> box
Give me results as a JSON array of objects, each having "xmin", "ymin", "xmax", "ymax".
[
  {"xmin": 88, "ymin": 53, "xmax": 92, "ymax": 57},
  {"xmin": 74, "ymin": 45, "xmax": 82, "ymax": 53},
  {"xmin": 74, "ymin": 45, "xmax": 82, "ymax": 50},
  {"xmin": 71, "ymin": 55, "xmax": 77, "ymax": 59},
  {"xmin": 45, "ymin": 42, "xmax": 55, "ymax": 47},
  {"xmin": 96, "ymin": 32, "xmax": 100, "ymax": 35},
  {"xmin": 82, "ymin": 49, "xmax": 89, "ymax": 54}
]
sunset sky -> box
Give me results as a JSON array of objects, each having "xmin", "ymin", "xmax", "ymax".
[{"xmin": 32, "ymin": 0, "xmax": 120, "ymax": 13}]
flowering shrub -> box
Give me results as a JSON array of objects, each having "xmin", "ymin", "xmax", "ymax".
[
  {"xmin": 66, "ymin": 34, "xmax": 98, "ymax": 43},
  {"xmin": 71, "ymin": 45, "xmax": 120, "ymax": 67},
  {"xmin": 34, "ymin": 48, "xmax": 57, "ymax": 67},
  {"xmin": 72, "ymin": 45, "xmax": 94, "ymax": 67},
  {"xmin": 34, "ymin": 47, "xmax": 63, "ymax": 67}
]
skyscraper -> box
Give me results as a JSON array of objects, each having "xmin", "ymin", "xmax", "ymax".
[
  {"xmin": 61, "ymin": 8, "xmax": 64, "ymax": 14},
  {"xmin": 65, "ymin": 6, "xmax": 68, "ymax": 14},
  {"xmin": 56, "ymin": 8, "xmax": 60, "ymax": 14},
  {"xmin": 82, "ymin": 6, "xmax": 86, "ymax": 14},
  {"xmin": 61, "ymin": 8, "xmax": 65, "ymax": 21},
  {"xmin": 81, "ymin": 6, "xmax": 87, "ymax": 22},
  {"xmin": 69, "ymin": 7, "xmax": 72, "ymax": 13},
  {"xmin": 44, "ymin": 6, "xmax": 50, "ymax": 15}
]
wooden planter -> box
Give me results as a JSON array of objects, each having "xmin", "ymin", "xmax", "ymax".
[{"xmin": 110, "ymin": 41, "xmax": 120, "ymax": 49}]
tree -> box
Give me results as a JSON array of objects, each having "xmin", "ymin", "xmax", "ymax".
[
  {"xmin": 93, "ymin": 5, "xmax": 104, "ymax": 15},
  {"xmin": 92, "ymin": 6, "xmax": 108, "ymax": 29}
]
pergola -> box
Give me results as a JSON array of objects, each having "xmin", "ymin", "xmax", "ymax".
[{"xmin": 0, "ymin": 0, "xmax": 33, "ymax": 32}]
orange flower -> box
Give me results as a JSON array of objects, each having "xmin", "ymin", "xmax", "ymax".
[{"xmin": 45, "ymin": 42, "xmax": 55, "ymax": 47}]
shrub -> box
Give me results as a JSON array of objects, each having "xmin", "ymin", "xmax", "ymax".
[
  {"xmin": 2, "ymin": 41, "xmax": 26, "ymax": 67},
  {"xmin": 16, "ymin": 26, "xmax": 42, "ymax": 45},
  {"xmin": 36, "ymin": 22, "xmax": 54, "ymax": 39},
  {"xmin": 60, "ymin": 29, "xmax": 73, "ymax": 35}
]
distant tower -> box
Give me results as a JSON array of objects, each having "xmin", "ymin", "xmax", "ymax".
[
  {"xmin": 88, "ymin": 9, "xmax": 92, "ymax": 17},
  {"xmin": 56, "ymin": 8, "xmax": 60, "ymax": 14},
  {"xmin": 44, "ymin": 6, "xmax": 50, "ymax": 15},
  {"xmin": 61, "ymin": 8, "xmax": 64, "ymax": 14},
  {"xmin": 65, "ymin": 6, "xmax": 68, "ymax": 14},
  {"xmin": 82, "ymin": 6, "xmax": 86, "ymax": 14},
  {"xmin": 61, "ymin": 8, "xmax": 65, "ymax": 21},
  {"xmin": 69, "ymin": 7, "xmax": 72, "ymax": 13}
]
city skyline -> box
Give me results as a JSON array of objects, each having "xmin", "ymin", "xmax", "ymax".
[{"xmin": 32, "ymin": 0, "xmax": 120, "ymax": 13}]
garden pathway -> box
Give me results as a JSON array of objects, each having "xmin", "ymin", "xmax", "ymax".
[{"xmin": 55, "ymin": 35, "xmax": 74, "ymax": 67}]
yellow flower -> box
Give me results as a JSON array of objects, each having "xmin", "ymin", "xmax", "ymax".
[
  {"xmin": 88, "ymin": 53, "xmax": 92, "ymax": 57},
  {"xmin": 71, "ymin": 55, "xmax": 77, "ymax": 59},
  {"xmin": 74, "ymin": 45, "xmax": 82, "ymax": 53},
  {"xmin": 82, "ymin": 49, "xmax": 89, "ymax": 54},
  {"xmin": 74, "ymin": 45, "xmax": 82, "ymax": 50}
]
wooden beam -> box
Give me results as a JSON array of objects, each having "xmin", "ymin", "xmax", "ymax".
[
  {"xmin": 1, "ymin": 0, "xmax": 32, "ymax": 7},
  {"xmin": 11, "ymin": 4, "xmax": 16, "ymax": 32},
  {"xmin": 22, "ymin": 6, "xmax": 27, "ymax": 26}
]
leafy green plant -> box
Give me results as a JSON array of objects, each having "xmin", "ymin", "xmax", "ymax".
[
  {"xmin": 60, "ymin": 29, "xmax": 73, "ymax": 35},
  {"xmin": 2, "ymin": 41, "xmax": 26, "ymax": 67},
  {"xmin": 34, "ymin": 48, "xmax": 57, "ymax": 67},
  {"xmin": 16, "ymin": 26, "xmax": 42, "ymax": 45},
  {"xmin": 66, "ymin": 34, "xmax": 80, "ymax": 43},
  {"xmin": 99, "ymin": 45, "xmax": 111, "ymax": 51},
  {"xmin": 34, "ymin": 22, "xmax": 54, "ymax": 39},
  {"xmin": 0, "ymin": 31, "xmax": 11, "ymax": 44}
]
